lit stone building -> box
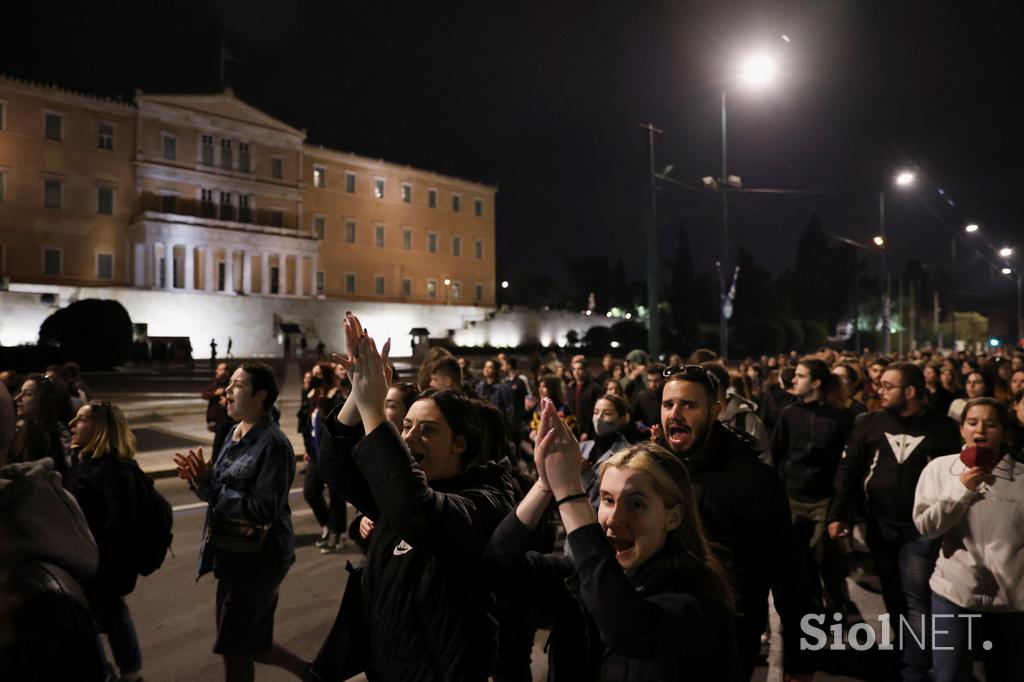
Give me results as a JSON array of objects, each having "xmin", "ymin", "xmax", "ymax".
[{"xmin": 0, "ymin": 76, "xmax": 541, "ymax": 356}]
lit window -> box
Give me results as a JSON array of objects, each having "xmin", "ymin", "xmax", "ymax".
[
  {"xmin": 402, "ymin": 277, "xmax": 412, "ymax": 297},
  {"xmin": 452, "ymin": 194, "xmax": 461, "ymax": 212},
  {"xmin": 314, "ymin": 216, "xmax": 325, "ymax": 239},
  {"xmin": 428, "ymin": 233, "xmax": 437, "ymax": 254},
  {"xmin": 98, "ymin": 123, "xmax": 114, "ymax": 150},
  {"xmin": 427, "ymin": 279, "xmax": 437, "ymax": 299},
  {"xmin": 374, "ymin": 178, "xmax": 385, "ymax": 198},
  {"xmin": 162, "ymin": 133, "xmax": 177, "ymax": 160},
  {"xmin": 475, "ymin": 239, "xmax": 483, "ymax": 259},
  {"xmin": 428, "ymin": 189, "xmax": 437, "ymax": 208},
  {"xmin": 402, "ymin": 229, "xmax": 412, "ymax": 250},
  {"xmin": 97, "ymin": 253, "xmax": 113, "ymax": 279},
  {"xmin": 346, "ymin": 172, "xmax": 356, "ymax": 193},
  {"xmin": 474, "ymin": 198, "xmax": 483, "ymax": 216},
  {"xmin": 316, "ymin": 271, "xmax": 325, "ymax": 294},
  {"xmin": 345, "ymin": 272, "xmax": 356, "ymax": 294},
  {"xmin": 239, "ymin": 142, "xmax": 250, "ymax": 172},
  {"xmin": 97, "ymin": 186, "xmax": 114, "ymax": 215},
  {"xmin": 43, "ymin": 248, "xmax": 61, "ymax": 275},
  {"xmin": 45, "ymin": 113, "xmax": 63, "ymax": 141},
  {"xmin": 313, "ymin": 166, "xmax": 326, "ymax": 189},
  {"xmin": 375, "ymin": 275, "xmax": 385, "ymax": 295},
  {"xmin": 201, "ymin": 134, "xmax": 214, "ymax": 165},
  {"xmin": 43, "ymin": 178, "xmax": 62, "ymax": 208},
  {"xmin": 271, "ymin": 157, "xmax": 283, "ymax": 179},
  {"xmin": 345, "ymin": 220, "xmax": 356, "ymax": 243},
  {"xmin": 452, "ymin": 235, "xmax": 461, "ymax": 256},
  {"xmin": 402, "ymin": 183, "xmax": 412, "ymax": 203},
  {"xmin": 375, "ymin": 225, "xmax": 385, "ymax": 248}
]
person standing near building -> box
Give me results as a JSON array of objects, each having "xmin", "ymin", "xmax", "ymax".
[
  {"xmin": 567, "ymin": 359, "xmax": 602, "ymax": 439},
  {"xmin": 209, "ymin": 338, "xmax": 218, "ymax": 370},
  {"xmin": 828, "ymin": 362, "xmax": 961, "ymax": 682},
  {"xmin": 202, "ymin": 362, "xmax": 233, "ymax": 459},
  {"xmin": 174, "ymin": 362, "xmax": 309, "ymax": 682},
  {"xmin": 476, "ymin": 358, "xmax": 515, "ymax": 427}
]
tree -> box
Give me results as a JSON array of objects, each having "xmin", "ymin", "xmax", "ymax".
[
  {"xmin": 790, "ymin": 213, "xmax": 833, "ymax": 320},
  {"xmin": 732, "ymin": 247, "xmax": 791, "ymax": 323},
  {"xmin": 39, "ymin": 299, "xmax": 132, "ymax": 369},
  {"xmin": 665, "ymin": 222, "xmax": 700, "ymax": 349}
]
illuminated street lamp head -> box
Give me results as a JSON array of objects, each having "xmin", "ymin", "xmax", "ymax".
[
  {"xmin": 1000, "ymin": 247, "xmax": 1014, "ymax": 258},
  {"xmin": 1002, "ymin": 267, "xmax": 1013, "ymax": 276},
  {"xmin": 895, "ymin": 171, "xmax": 916, "ymax": 187},
  {"xmin": 965, "ymin": 223, "xmax": 979, "ymax": 233},
  {"xmin": 740, "ymin": 54, "xmax": 777, "ymax": 86},
  {"xmin": 873, "ymin": 235, "xmax": 885, "ymax": 247},
  {"xmin": 500, "ymin": 280, "xmax": 509, "ymax": 289}
]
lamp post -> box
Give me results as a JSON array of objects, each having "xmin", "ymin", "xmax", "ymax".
[{"xmin": 999, "ymin": 248, "xmax": 1022, "ymax": 345}]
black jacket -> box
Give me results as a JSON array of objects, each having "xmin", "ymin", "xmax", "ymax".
[
  {"xmin": 568, "ymin": 379, "xmax": 603, "ymax": 438},
  {"xmin": 485, "ymin": 514, "xmax": 738, "ymax": 681},
  {"xmin": 670, "ymin": 422, "xmax": 812, "ymax": 676},
  {"xmin": 71, "ymin": 454, "xmax": 140, "ymax": 598},
  {"xmin": 771, "ymin": 400, "xmax": 855, "ymax": 502},
  {"xmin": 318, "ymin": 410, "xmax": 516, "ymax": 681},
  {"xmin": 828, "ymin": 408, "xmax": 961, "ymax": 526}
]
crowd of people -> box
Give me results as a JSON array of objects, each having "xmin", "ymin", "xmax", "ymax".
[{"xmin": 3, "ymin": 332, "xmax": 1024, "ymax": 681}]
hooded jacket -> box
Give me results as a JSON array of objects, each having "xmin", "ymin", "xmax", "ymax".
[
  {"xmin": 318, "ymin": 409, "xmax": 517, "ymax": 682},
  {"xmin": 828, "ymin": 408, "xmax": 961, "ymax": 526},
  {"xmin": 719, "ymin": 391, "xmax": 771, "ymax": 462}
]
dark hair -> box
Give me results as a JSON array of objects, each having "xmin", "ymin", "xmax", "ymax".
[
  {"xmin": 538, "ymin": 376, "xmax": 565, "ymax": 404},
  {"xmin": 430, "ymin": 356, "xmax": 462, "ymax": 384},
  {"xmin": 886, "ymin": 362, "xmax": 926, "ymax": 401},
  {"xmin": 700, "ymin": 362, "xmax": 729, "ymax": 398},
  {"xmin": 391, "ymin": 382, "xmax": 419, "ymax": 412},
  {"xmin": 798, "ymin": 357, "xmax": 848, "ymax": 409},
  {"xmin": 17, "ymin": 374, "xmax": 66, "ymax": 429},
  {"xmin": 317, "ymin": 362, "xmax": 338, "ymax": 389},
  {"xmin": 506, "ymin": 357, "xmax": 518, "ymax": 370},
  {"xmin": 687, "ymin": 348, "xmax": 718, "ymax": 364},
  {"xmin": 596, "ymin": 393, "xmax": 630, "ymax": 419},
  {"xmin": 647, "ymin": 362, "xmax": 666, "ymax": 376},
  {"xmin": 417, "ymin": 389, "xmax": 483, "ymax": 469},
  {"xmin": 840, "ymin": 363, "xmax": 861, "ymax": 386},
  {"xmin": 780, "ymin": 367, "xmax": 796, "ymax": 388},
  {"xmin": 240, "ymin": 362, "xmax": 279, "ymax": 410},
  {"xmin": 470, "ymin": 398, "xmax": 513, "ymax": 464},
  {"xmin": 870, "ymin": 357, "xmax": 891, "ymax": 369},
  {"xmin": 664, "ymin": 365, "xmax": 719, "ymax": 404}
]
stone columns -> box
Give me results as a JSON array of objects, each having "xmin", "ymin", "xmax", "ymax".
[
  {"xmin": 133, "ymin": 243, "xmax": 145, "ymax": 287},
  {"xmin": 293, "ymin": 254, "xmax": 303, "ymax": 296},
  {"xmin": 163, "ymin": 243, "xmax": 174, "ymax": 290},
  {"xmin": 311, "ymin": 253, "xmax": 319, "ymax": 295},
  {"xmin": 205, "ymin": 247, "xmax": 215, "ymax": 292},
  {"xmin": 262, "ymin": 253, "xmax": 271, "ymax": 295},
  {"xmin": 183, "ymin": 244, "xmax": 195, "ymax": 290},
  {"xmin": 242, "ymin": 250, "xmax": 253, "ymax": 294},
  {"xmin": 226, "ymin": 250, "xmax": 235, "ymax": 294}
]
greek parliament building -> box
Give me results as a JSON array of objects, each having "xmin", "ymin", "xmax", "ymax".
[{"xmin": 0, "ymin": 76, "xmax": 600, "ymax": 357}]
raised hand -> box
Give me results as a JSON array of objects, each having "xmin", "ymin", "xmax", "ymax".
[
  {"xmin": 349, "ymin": 331, "xmax": 391, "ymax": 433},
  {"xmin": 535, "ymin": 400, "xmax": 583, "ymax": 498},
  {"xmin": 172, "ymin": 447, "xmax": 211, "ymax": 486}
]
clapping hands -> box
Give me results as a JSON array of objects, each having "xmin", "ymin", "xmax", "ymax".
[
  {"xmin": 534, "ymin": 398, "xmax": 584, "ymax": 499},
  {"xmin": 332, "ymin": 312, "xmax": 391, "ymax": 433},
  {"xmin": 173, "ymin": 447, "xmax": 211, "ymax": 486}
]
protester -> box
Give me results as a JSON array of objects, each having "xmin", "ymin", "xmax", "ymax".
[
  {"xmin": 828, "ymin": 361, "xmax": 961, "ymax": 681},
  {"xmin": 629, "ymin": 363, "xmax": 665, "ymax": 431},
  {"xmin": 702, "ymin": 362, "xmax": 771, "ymax": 461},
  {"xmin": 476, "ymin": 358, "xmax": 515, "ymax": 427},
  {"xmin": 602, "ymin": 377, "xmax": 624, "ymax": 398},
  {"xmin": 301, "ymin": 363, "xmax": 348, "ymax": 554},
  {"xmin": 759, "ymin": 366, "xmax": 796, "ymax": 432},
  {"xmin": 174, "ymin": 362, "xmax": 309, "ymax": 682},
  {"xmin": 70, "ymin": 401, "xmax": 145, "ymax": 682},
  {"xmin": 11, "ymin": 374, "xmax": 73, "ymax": 486},
  {"xmin": 579, "ymin": 394, "xmax": 633, "ymax": 508},
  {"xmin": 529, "ymin": 375, "xmax": 576, "ymax": 442},
  {"xmin": 314, "ymin": 313, "xmax": 516, "ymax": 680},
  {"xmin": 923, "ymin": 363, "xmax": 953, "ymax": 417},
  {"xmin": 486, "ymin": 402, "xmax": 738, "ymax": 680},
  {"xmin": 428, "ymin": 355, "xmax": 465, "ymax": 392},
  {"xmin": 567, "ymin": 358, "xmax": 603, "ymax": 439},
  {"xmin": 948, "ymin": 370, "xmax": 990, "ymax": 423},
  {"xmin": 202, "ymin": 361, "xmax": 234, "ymax": 458},
  {"xmin": 0, "ymin": 380, "xmax": 14, "ymax": 464},
  {"xmin": 913, "ymin": 398, "xmax": 1024, "ymax": 681}
]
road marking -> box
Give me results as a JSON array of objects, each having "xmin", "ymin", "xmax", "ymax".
[{"xmin": 172, "ymin": 486, "xmax": 305, "ymax": 513}]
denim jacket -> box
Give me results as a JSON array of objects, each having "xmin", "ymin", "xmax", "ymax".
[{"xmin": 192, "ymin": 414, "xmax": 296, "ymax": 578}]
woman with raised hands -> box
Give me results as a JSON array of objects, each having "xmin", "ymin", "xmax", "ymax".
[
  {"xmin": 315, "ymin": 312, "xmax": 517, "ymax": 681},
  {"xmin": 485, "ymin": 398, "xmax": 739, "ymax": 681}
]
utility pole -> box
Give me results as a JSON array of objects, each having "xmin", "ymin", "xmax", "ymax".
[
  {"xmin": 951, "ymin": 237, "xmax": 958, "ymax": 352},
  {"xmin": 720, "ymin": 91, "xmax": 729, "ymax": 361},
  {"xmin": 641, "ymin": 123, "xmax": 662, "ymax": 359},
  {"xmin": 879, "ymin": 192, "xmax": 891, "ymax": 355}
]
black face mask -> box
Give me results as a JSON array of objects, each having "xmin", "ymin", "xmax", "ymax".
[{"xmin": 309, "ymin": 376, "xmax": 324, "ymax": 390}]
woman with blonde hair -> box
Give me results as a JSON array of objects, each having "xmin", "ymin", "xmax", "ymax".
[
  {"xmin": 486, "ymin": 400, "xmax": 737, "ymax": 680},
  {"xmin": 70, "ymin": 401, "xmax": 146, "ymax": 682}
]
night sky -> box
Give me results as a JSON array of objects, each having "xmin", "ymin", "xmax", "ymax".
[{"xmin": 4, "ymin": 0, "xmax": 1023, "ymax": 305}]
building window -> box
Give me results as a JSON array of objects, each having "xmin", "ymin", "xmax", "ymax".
[
  {"xmin": 428, "ymin": 232, "xmax": 438, "ymax": 254},
  {"xmin": 375, "ymin": 225, "xmax": 385, "ymax": 248},
  {"xmin": 374, "ymin": 275, "xmax": 385, "ymax": 295},
  {"xmin": 270, "ymin": 209, "xmax": 283, "ymax": 228},
  {"xmin": 238, "ymin": 194, "xmax": 251, "ymax": 222},
  {"xmin": 161, "ymin": 193, "xmax": 177, "ymax": 213},
  {"xmin": 219, "ymin": 191, "xmax": 234, "ymax": 221},
  {"xmin": 475, "ymin": 239, "xmax": 483, "ymax": 259},
  {"xmin": 271, "ymin": 157, "xmax": 283, "ymax": 179},
  {"xmin": 43, "ymin": 248, "xmax": 61, "ymax": 276},
  {"xmin": 427, "ymin": 279, "xmax": 437, "ymax": 299},
  {"xmin": 0, "ymin": 172, "xmax": 6, "ymax": 202},
  {"xmin": 217, "ymin": 262, "xmax": 226, "ymax": 291},
  {"xmin": 200, "ymin": 188, "xmax": 215, "ymax": 217},
  {"xmin": 451, "ymin": 281, "xmax": 461, "ymax": 300},
  {"xmin": 220, "ymin": 139, "xmax": 232, "ymax": 169},
  {"xmin": 345, "ymin": 272, "xmax": 356, "ymax": 294},
  {"xmin": 474, "ymin": 198, "xmax": 483, "ymax": 216},
  {"xmin": 270, "ymin": 266, "xmax": 280, "ymax": 295},
  {"xmin": 162, "ymin": 133, "xmax": 177, "ymax": 160},
  {"xmin": 43, "ymin": 178, "xmax": 62, "ymax": 209},
  {"xmin": 316, "ymin": 271, "xmax": 325, "ymax": 295},
  {"xmin": 314, "ymin": 215, "xmax": 326, "ymax": 239},
  {"xmin": 402, "ymin": 229, "xmax": 412, "ymax": 250},
  {"xmin": 475, "ymin": 283, "xmax": 484, "ymax": 303},
  {"xmin": 452, "ymin": 235, "xmax": 461, "ymax": 256},
  {"xmin": 44, "ymin": 112, "xmax": 63, "ymax": 141},
  {"xmin": 452, "ymin": 194, "xmax": 461, "ymax": 212},
  {"xmin": 374, "ymin": 177, "xmax": 385, "ymax": 199},
  {"xmin": 201, "ymin": 134, "xmax": 214, "ymax": 165},
  {"xmin": 98, "ymin": 123, "xmax": 114, "ymax": 150},
  {"xmin": 97, "ymin": 186, "xmax": 114, "ymax": 215},
  {"xmin": 96, "ymin": 253, "xmax": 114, "ymax": 279},
  {"xmin": 402, "ymin": 183, "xmax": 412, "ymax": 203},
  {"xmin": 313, "ymin": 166, "xmax": 326, "ymax": 189},
  {"xmin": 239, "ymin": 142, "xmax": 250, "ymax": 172},
  {"xmin": 428, "ymin": 188, "xmax": 437, "ymax": 208},
  {"xmin": 402, "ymin": 277, "xmax": 412, "ymax": 298},
  {"xmin": 345, "ymin": 220, "xmax": 356, "ymax": 243},
  {"xmin": 345, "ymin": 172, "xmax": 356, "ymax": 193}
]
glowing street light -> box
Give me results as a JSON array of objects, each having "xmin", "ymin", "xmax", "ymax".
[
  {"xmin": 500, "ymin": 280, "xmax": 509, "ymax": 289},
  {"xmin": 895, "ymin": 171, "xmax": 916, "ymax": 187},
  {"xmin": 1000, "ymin": 247, "xmax": 1014, "ymax": 258},
  {"xmin": 1002, "ymin": 267, "xmax": 1013, "ymax": 276},
  {"xmin": 965, "ymin": 223, "xmax": 979, "ymax": 233},
  {"xmin": 740, "ymin": 54, "xmax": 777, "ymax": 86},
  {"xmin": 873, "ymin": 235, "xmax": 885, "ymax": 247}
]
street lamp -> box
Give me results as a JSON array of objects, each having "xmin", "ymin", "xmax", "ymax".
[
  {"xmin": 873, "ymin": 236, "xmax": 885, "ymax": 247},
  {"xmin": 965, "ymin": 223, "xmax": 979, "ymax": 233},
  {"xmin": 999, "ymin": 250, "xmax": 1022, "ymax": 344},
  {"xmin": 500, "ymin": 280, "xmax": 509, "ymax": 289},
  {"xmin": 1000, "ymin": 247, "xmax": 1014, "ymax": 258},
  {"xmin": 895, "ymin": 171, "xmax": 916, "ymax": 187}
]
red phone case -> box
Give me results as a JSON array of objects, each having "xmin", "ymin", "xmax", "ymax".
[{"xmin": 960, "ymin": 445, "xmax": 997, "ymax": 469}]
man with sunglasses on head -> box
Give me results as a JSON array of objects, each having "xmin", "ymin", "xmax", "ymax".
[
  {"xmin": 827, "ymin": 361, "xmax": 960, "ymax": 682},
  {"xmin": 659, "ymin": 364, "xmax": 813, "ymax": 682}
]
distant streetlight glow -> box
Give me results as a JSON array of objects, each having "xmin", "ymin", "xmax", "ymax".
[
  {"xmin": 1000, "ymin": 247, "xmax": 1014, "ymax": 258},
  {"xmin": 873, "ymin": 235, "xmax": 885, "ymax": 247},
  {"xmin": 1003, "ymin": 267, "xmax": 1013, "ymax": 275},
  {"xmin": 443, "ymin": 278, "xmax": 451, "ymax": 285},
  {"xmin": 965, "ymin": 224, "xmax": 979, "ymax": 233},
  {"xmin": 740, "ymin": 54, "xmax": 777, "ymax": 86},
  {"xmin": 500, "ymin": 280, "xmax": 509, "ymax": 289},
  {"xmin": 895, "ymin": 171, "xmax": 916, "ymax": 187}
]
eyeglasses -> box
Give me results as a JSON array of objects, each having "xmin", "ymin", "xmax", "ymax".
[
  {"xmin": 879, "ymin": 382, "xmax": 904, "ymax": 392},
  {"xmin": 663, "ymin": 365, "xmax": 720, "ymax": 395}
]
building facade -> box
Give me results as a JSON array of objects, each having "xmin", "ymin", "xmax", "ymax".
[{"xmin": 0, "ymin": 76, "xmax": 496, "ymax": 308}]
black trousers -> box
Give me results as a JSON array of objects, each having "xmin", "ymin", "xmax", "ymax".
[{"xmin": 303, "ymin": 451, "xmax": 346, "ymax": 533}]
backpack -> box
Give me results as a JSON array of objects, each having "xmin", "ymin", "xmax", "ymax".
[{"xmin": 129, "ymin": 464, "xmax": 174, "ymax": 576}]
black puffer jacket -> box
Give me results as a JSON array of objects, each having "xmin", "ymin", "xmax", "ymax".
[
  {"xmin": 71, "ymin": 454, "xmax": 140, "ymax": 598},
  {"xmin": 319, "ymin": 410, "xmax": 516, "ymax": 682},
  {"xmin": 771, "ymin": 400, "xmax": 855, "ymax": 502}
]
